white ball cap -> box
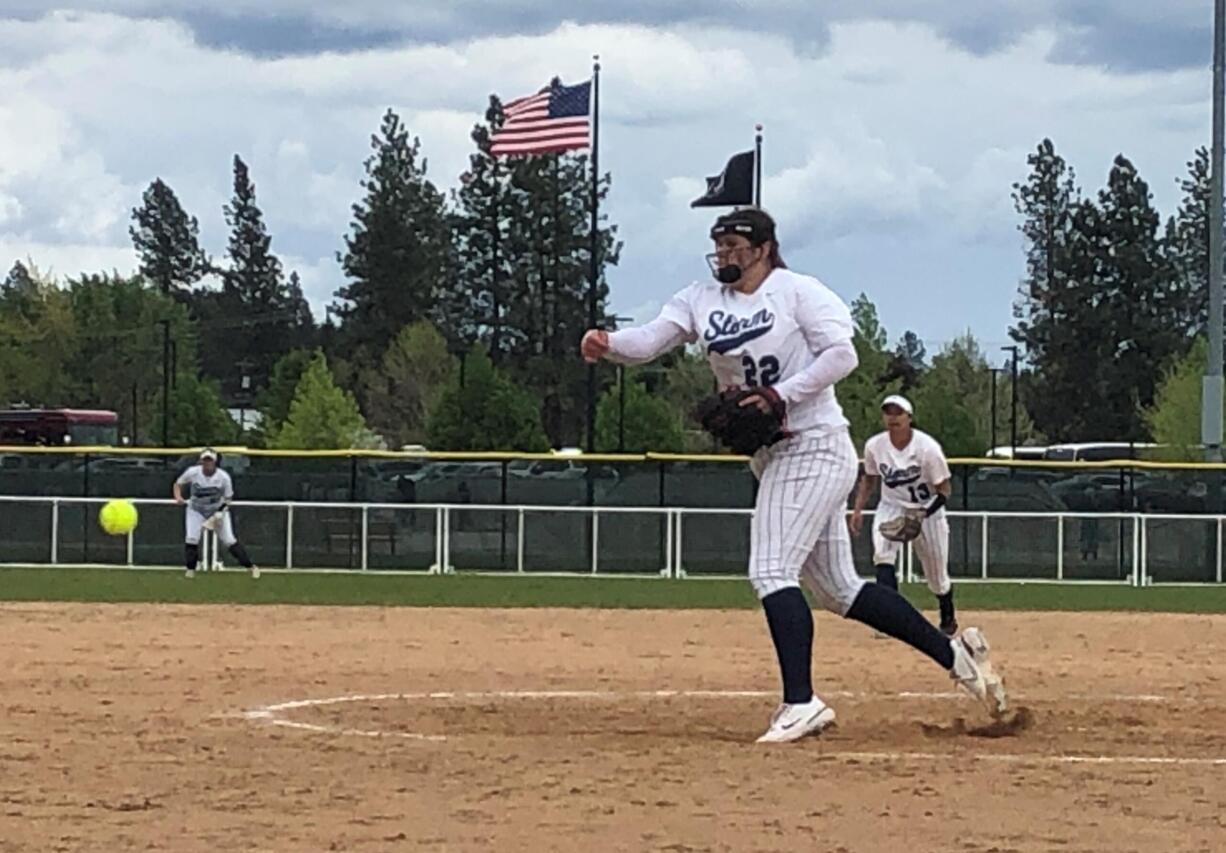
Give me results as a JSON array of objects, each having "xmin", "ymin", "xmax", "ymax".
[
  {"xmin": 881, "ymin": 394, "xmax": 913, "ymax": 415},
  {"xmin": 198, "ymin": 448, "xmax": 218, "ymax": 461}
]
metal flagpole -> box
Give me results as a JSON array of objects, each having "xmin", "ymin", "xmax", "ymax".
[
  {"xmin": 1205, "ymin": 0, "xmax": 1225, "ymax": 464},
  {"xmin": 753, "ymin": 124, "xmax": 763, "ymax": 207},
  {"xmin": 490, "ymin": 157, "xmax": 502, "ymax": 363},
  {"xmin": 989, "ymin": 368, "xmax": 999, "ymax": 453},
  {"xmin": 585, "ymin": 55, "xmax": 601, "ymax": 456}
]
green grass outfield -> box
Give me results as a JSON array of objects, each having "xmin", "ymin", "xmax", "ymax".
[{"xmin": 1, "ymin": 566, "xmax": 1226, "ymax": 613}]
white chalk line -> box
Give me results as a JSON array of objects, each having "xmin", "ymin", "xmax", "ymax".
[
  {"xmin": 250, "ymin": 688, "xmax": 1169, "ymax": 715},
  {"xmin": 229, "ymin": 688, "xmax": 1223, "ymax": 766},
  {"xmin": 827, "ymin": 751, "xmax": 1226, "ymax": 767}
]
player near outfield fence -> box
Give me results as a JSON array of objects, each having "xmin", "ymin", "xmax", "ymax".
[
  {"xmin": 850, "ymin": 395, "xmax": 958, "ymax": 636},
  {"xmin": 581, "ymin": 207, "xmax": 1005, "ymax": 743},
  {"xmin": 173, "ymin": 448, "xmax": 259, "ymax": 580}
]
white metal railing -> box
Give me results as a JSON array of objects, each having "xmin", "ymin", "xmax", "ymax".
[{"xmin": 0, "ymin": 496, "xmax": 1221, "ymax": 585}]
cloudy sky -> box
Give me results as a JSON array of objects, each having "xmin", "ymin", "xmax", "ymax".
[{"xmin": 0, "ymin": 3, "xmax": 1214, "ymax": 357}]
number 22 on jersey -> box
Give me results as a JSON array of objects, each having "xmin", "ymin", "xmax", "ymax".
[{"xmin": 742, "ymin": 354, "xmax": 780, "ymax": 387}]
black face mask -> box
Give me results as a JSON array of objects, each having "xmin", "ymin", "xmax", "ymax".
[{"xmin": 714, "ymin": 263, "xmax": 742, "ymax": 284}]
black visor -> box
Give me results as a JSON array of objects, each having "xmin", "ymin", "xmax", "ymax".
[{"xmin": 709, "ymin": 210, "xmax": 776, "ymax": 245}]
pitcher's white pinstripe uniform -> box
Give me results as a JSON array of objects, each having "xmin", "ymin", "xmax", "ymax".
[
  {"xmin": 617, "ymin": 268, "xmax": 866, "ymax": 612},
  {"xmin": 864, "ymin": 429, "xmax": 951, "ymax": 596},
  {"xmin": 749, "ymin": 430, "xmax": 862, "ymax": 611},
  {"xmin": 593, "ymin": 210, "xmax": 1009, "ymax": 738}
]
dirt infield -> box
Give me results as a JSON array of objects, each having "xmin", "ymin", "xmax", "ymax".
[{"xmin": 2, "ymin": 603, "xmax": 1225, "ymax": 852}]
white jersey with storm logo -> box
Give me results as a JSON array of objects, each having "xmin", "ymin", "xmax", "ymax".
[
  {"xmin": 656, "ymin": 268, "xmax": 854, "ymax": 435},
  {"xmin": 863, "ymin": 429, "xmax": 951, "ymax": 511},
  {"xmin": 175, "ymin": 465, "xmax": 234, "ymax": 517}
]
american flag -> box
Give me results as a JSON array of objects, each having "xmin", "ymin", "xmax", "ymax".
[{"xmin": 490, "ymin": 79, "xmax": 591, "ymax": 157}]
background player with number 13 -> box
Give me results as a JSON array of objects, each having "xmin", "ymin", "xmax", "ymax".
[
  {"xmin": 581, "ymin": 207, "xmax": 1006, "ymax": 743},
  {"xmin": 851, "ymin": 395, "xmax": 958, "ymax": 635}
]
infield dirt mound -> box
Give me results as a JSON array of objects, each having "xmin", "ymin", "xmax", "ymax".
[{"xmin": 2, "ymin": 603, "xmax": 1225, "ymax": 852}]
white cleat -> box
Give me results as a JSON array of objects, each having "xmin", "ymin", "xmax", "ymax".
[
  {"xmin": 755, "ymin": 697, "xmax": 837, "ymax": 744},
  {"xmin": 250, "ymin": 565, "xmax": 260, "ymax": 580},
  {"xmin": 184, "ymin": 569, "xmax": 196, "ymax": 579},
  {"xmin": 950, "ymin": 626, "xmax": 1007, "ymax": 717}
]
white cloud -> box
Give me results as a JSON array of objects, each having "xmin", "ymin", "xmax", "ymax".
[
  {"xmin": 0, "ymin": 236, "xmax": 137, "ymax": 281},
  {"xmin": 279, "ymin": 252, "xmax": 343, "ymax": 317},
  {"xmin": 618, "ymin": 299, "xmax": 661, "ymax": 328},
  {"xmin": 0, "ymin": 10, "xmax": 1213, "ymax": 347},
  {"xmin": 764, "ymin": 131, "xmax": 948, "ymax": 245}
]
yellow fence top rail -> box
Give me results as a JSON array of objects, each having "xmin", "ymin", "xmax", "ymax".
[{"xmin": 5, "ymin": 445, "xmax": 1226, "ymax": 470}]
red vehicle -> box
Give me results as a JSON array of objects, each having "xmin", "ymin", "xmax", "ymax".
[{"xmin": 0, "ymin": 408, "xmax": 120, "ymax": 446}]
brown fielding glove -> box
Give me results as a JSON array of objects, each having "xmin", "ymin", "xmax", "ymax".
[
  {"xmin": 879, "ymin": 510, "xmax": 924, "ymax": 542},
  {"xmin": 694, "ymin": 387, "xmax": 787, "ymax": 456}
]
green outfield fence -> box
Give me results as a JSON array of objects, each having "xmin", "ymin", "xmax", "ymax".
[
  {"xmin": 2, "ymin": 446, "xmax": 1226, "ymax": 583},
  {"xmin": 1, "ymin": 445, "xmax": 1224, "ymax": 515}
]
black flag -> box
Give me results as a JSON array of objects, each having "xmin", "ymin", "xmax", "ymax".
[{"xmin": 690, "ymin": 150, "xmax": 755, "ymax": 208}]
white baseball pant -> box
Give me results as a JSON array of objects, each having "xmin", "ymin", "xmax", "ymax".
[
  {"xmin": 749, "ymin": 428, "xmax": 866, "ymax": 615},
  {"xmin": 871, "ymin": 503, "xmax": 951, "ymax": 596},
  {"xmin": 185, "ymin": 507, "xmax": 237, "ymax": 547}
]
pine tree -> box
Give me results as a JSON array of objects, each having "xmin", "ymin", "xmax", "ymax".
[
  {"xmin": 284, "ymin": 271, "xmax": 315, "ymax": 341},
  {"xmin": 1013, "ymin": 149, "xmax": 1197, "ymax": 442},
  {"xmin": 147, "ymin": 372, "xmax": 238, "ymax": 446},
  {"xmin": 1092, "ymin": 156, "xmax": 1191, "ymax": 439},
  {"xmin": 440, "ymin": 87, "xmax": 621, "ymax": 445},
  {"xmin": 3, "ymin": 260, "xmax": 35, "ymax": 295},
  {"xmin": 334, "ymin": 109, "xmax": 449, "ymax": 369},
  {"xmin": 658, "ymin": 347, "xmax": 718, "ymax": 450},
  {"xmin": 223, "ymin": 155, "xmax": 283, "ymax": 306},
  {"xmin": 882, "ymin": 330, "xmax": 926, "ymax": 392},
  {"xmin": 59, "ymin": 273, "xmax": 199, "ymax": 440},
  {"xmin": 838, "ymin": 294, "xmax": 901, "ymax": 447},
  {"xmin": 0, "ymin": 263, "xmax": 79, "ymax": 409},
  {"xmin": 129, "ymin": 178, "xmax": 209, "ymax": 295},
  {"xmin": 362, "ymin": 321, "xmax": 456, "ymax": 447},
  {"xmin": 500, "ymin": 147, "xmax": 620, "ymax": 363},
  {"xmin": 595, "ymin": 368, "xmax": 685, "ymax": 452},
  {"xmin": 426, "ymin": 345, "xmax": 549, "ymax": 451},
  {"xmin": 1171, "ymin": 147, "xmax": 1212, "ymax": 334},
  {"xmin": 201, "ymin": 156, "xmax": 316, "ymax": 399},
  {"xmin": 269, "ymin": 351, "xmax": 376, "ymax": 449},
  {"xmin": 911, "ymin": 333, "xmax": 1039, "ymax": 456},
  {"xmin": 1144, "ymin": 337, "xmax": 1213, "ymax": 458},
  {"xmin": 1010, "ymin": 139, "xmax": 1080, "ymax": 361},
  {"xmin": 1010, "ymin": 140, "xmax": 1092, "ymax": 441},
  {"xmin": 251, "ymin": 348, "xmax": 315, "ymax": 445},
  {"xmin": 436, "ymin": 97, "xmax": 520, "ymax": 361}
]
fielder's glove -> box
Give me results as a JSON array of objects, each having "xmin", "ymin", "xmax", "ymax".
[
  {"xmin": 203, "ymin": 501, "xmax": 230, "ymax": 531},
  {"xmin": 694, "ymin": 387, "xmax": 787, "ymax": 456},
  {"xmin": 879, "ymin": 510, "xmax": 924, "ymax": 543}
]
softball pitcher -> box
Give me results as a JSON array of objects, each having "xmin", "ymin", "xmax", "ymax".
[{"xmin": 581, "ymin": 208, "xmax": 1005, "ymax": 743}]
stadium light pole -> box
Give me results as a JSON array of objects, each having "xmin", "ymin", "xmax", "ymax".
[
  {"xmin": 989, "ymin": 367, "xmax": 1005, "ymax": 455},
  {"xmin": 1205, "ymin": 0, "xmax": 1225, "ymax": 464},
  {"xmin": 610, "ymin": 315, "xmax": 634, "ymax": 452},
  {"xmin": 1001, "ymin": 346, "xmax": 1019, "ymax": 456},
  {"xmin": 160, "ymin": 319, "xmax": 171, "ymax": 448}
]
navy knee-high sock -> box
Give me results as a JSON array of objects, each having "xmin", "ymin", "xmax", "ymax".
[
  {"xmin": 938, "ymin": 591, "xmax": 956, "ymax": 626},
  {"xmin": 846, "ymin": 583, "xmax": 954, "ymax": 669},
  {"xmin": 227, "ymin": 542, "xmax": 254, "ymax": 569},
  {"xmin": 874, "ymin": 563, "xmax": 898, "ymax": 591},
  {"xmin": 761, "ymin": 587, "xmax": 814, "ymax": 705},
  {"xmin": 185, "ymin": 543, "xmax": 199, "ymax": 572}
]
